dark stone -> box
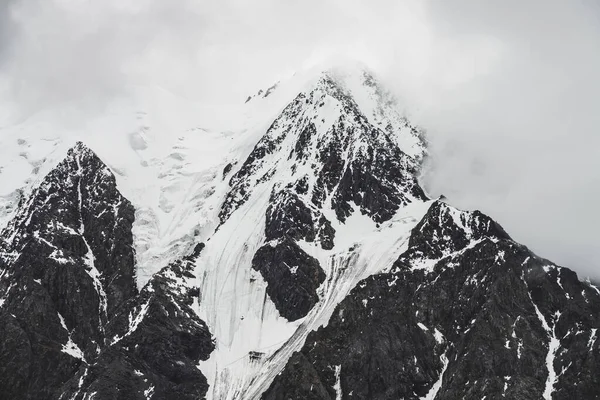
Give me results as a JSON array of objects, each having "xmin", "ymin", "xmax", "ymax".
[
  {"xmin": 395, "ymin": 201, "xmax": 512, "ymax": 268},
  {"xmin": 222, "ymin": 162, "xmax": 234, "ymax": 178},
  {"xmin": 262, "ymin": 352, "xmax": 332, "ymax": 400},
  {"xmin": 264, "ymin": 82, "xmax": 279, "ymax": 98},
  {"xmin": 294, "ymin": 122, "xmax": 316, "ymax": 160},
  {"xmin": 0, "ymin": 142, "xmax": 137, "ymax": 399},
  {"xmin": 185, "ymin": 242, "xmax": 206, "ymax": 261},
  {"xmin": 265, "ymin": 189, "xmax": 335, "ymax": 250},
  {"xmin": 252, "ymin": 238, "xmax": 325, "ymax": 321},
  {"xmin": 329, "ymin": 132, "xmax": 427, "ymax": 224},
  {"xmin": 316, "ymin": 216, "xmax": 335, "ymax": 251},
  {"xmin": 310, "ymin": 123, "xmax": 346, "ymax": 208},
  {"xmin": 61, "ymin": 258, "xmax": 215, "ymax": 400}
]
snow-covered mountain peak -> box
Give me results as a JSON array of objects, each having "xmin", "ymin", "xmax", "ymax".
[
  {"xmin": 0, "ymin": 141, "xmax": 128, "ymax": 253},
  {"xmin": 67, "ymin": 140, "xmax": 97, "ymax": 160},
  {"xmin": 220, "ymin": 64, "xmax": 426, "ymax": 226},
  {"xmin": 194, "ymin": 62, "xmax": 433, "ymax": 399},
  {"xmin": 0, "ymin": 61, "xmax": 427, "ymax": 301},
  {"xmin": 242, "ymin": 63, "xmax": 424, "ymax": 161}
]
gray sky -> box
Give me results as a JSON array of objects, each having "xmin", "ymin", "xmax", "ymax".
[{"xmin": 0, "ymin": 0, "xmax": 598, "ymax": 279}]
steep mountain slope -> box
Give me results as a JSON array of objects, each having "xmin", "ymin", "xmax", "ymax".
[
  {"xmin": 195, "ymin": 68, "xmax": 431, "ymax": 399},
  {"xmin": 60, "ymin": 248, "xmax": 215, "ymax": 400},
  {"xmin": 0, "ymin": 143, "xmax": 214, "ymax": 400},
  {"xmin": 196, "ymin": 67, "xmax": 600, "ymax": 400},
  {"xmin": 0, "ymin": 142, "xmax": 137, "ymax": 399},
  {"xmin": 0, "ymin": 64, "xmax": 598, "ymax": 400},
  {"xmin": 263, "ymin": 202, "xmax": 600, "ymax": 399}
]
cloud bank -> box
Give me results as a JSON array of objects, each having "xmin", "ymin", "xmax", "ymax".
[{"xmin": 0, "ymin": 0, "xmax": 598, "ymax": 278}]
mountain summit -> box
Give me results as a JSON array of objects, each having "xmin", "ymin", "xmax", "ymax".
[{"xmin": 0, "ymin": 66, "xmax": 598, "ymax": 400}]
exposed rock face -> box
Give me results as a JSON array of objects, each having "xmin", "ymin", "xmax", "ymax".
[
  {"xmin": 0, "ymin": 143, "xmax": 136, "ymax": 399},
  {"xmin": 60, "ymin": 249, "xmax": 215, "ymax": 400},
  {"xmin": 265, "ymin": 189, "xmax": 335, "ymax": 250},
  {"xmin": 252, "ymin": 238, "xmax": 325, "ymax": 321},
  {"xmin": 263, "ymin": 202, "xmax": 600, "ymax": 400},
  {"xmin": 0, "ymin": 143, "xmax": 214, "ymax": 400},
  {"xmin": 395, "ymin": 200, "xmax": 512, "ymax": 269}
]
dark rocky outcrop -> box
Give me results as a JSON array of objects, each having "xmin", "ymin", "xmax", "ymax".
[
  {"xmin": 266, "ymin": 189, "xmax": 335, "ymax": 250},
  {"xmin": 0, "ymin": 143, "xmax": 215, "ymax": 400},
  {"xmin": 329, "ymin": 137, "xmax": 426, "ymax": 224},
  {"xmin": 251, "ymin": 187, "xmax": 332, "ymax": 321},
  {"xmin": 252, "ymin": 238, "xmax": 325, "ymax": 321},
  {"xmin": 0, "ymin": 142, "xmax": 136, "ymax": 399},
  {"xmin": 263, "ymin": 202, "xmax": 600, "ymax": 399},
  {"xmin": 60, "ymin": 249, "xmax": 215, "ymax": 400},
  {"xmin": 395, "ymin": 201, "xmax": 512, "ymax": 269}
]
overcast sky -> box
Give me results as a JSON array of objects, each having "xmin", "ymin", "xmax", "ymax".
[{"xmin": 0, "ymin": 0, "xmax": 599, "ymax": 279}]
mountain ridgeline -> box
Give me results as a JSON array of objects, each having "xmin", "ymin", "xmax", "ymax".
[
  {"xmin": 0, "ymin": 67, "xmax": 598, "ymax": 399},
  {"xmin": 0, "ymin": 144, "xmax": 214, "ymax": 399}
]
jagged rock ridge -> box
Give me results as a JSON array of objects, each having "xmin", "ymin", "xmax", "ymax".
[
  {"xmin": 0, "ymin": 142, "xmax": 137, "ymax": 399},
  {"xmin": 0, "ymin": 143, "xmax": 214, "ymax": 400},
  {"xmin": 263, "ymin": 202, "xmax": 600, "ymax": 400},
  {"xmin": 61, "ymin": 244, "xmax": 215, "ymax": 400}
]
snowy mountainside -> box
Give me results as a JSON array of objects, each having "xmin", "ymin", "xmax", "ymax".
[
  {"xmin": 0, "ymin": 64, "xmax": 599, "ymax": 400},
  {"xmin": 0, "ymin": 87, "xmax": 239, "ymax": 289},
  {"xmin": 196, "ymin": 67, "xmax": 430, "ymax": 400}
]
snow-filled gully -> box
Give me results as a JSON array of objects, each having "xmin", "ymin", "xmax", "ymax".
[{"xmin": 529, "ymin": 293, "xmax": 561, "ymax": 400}]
